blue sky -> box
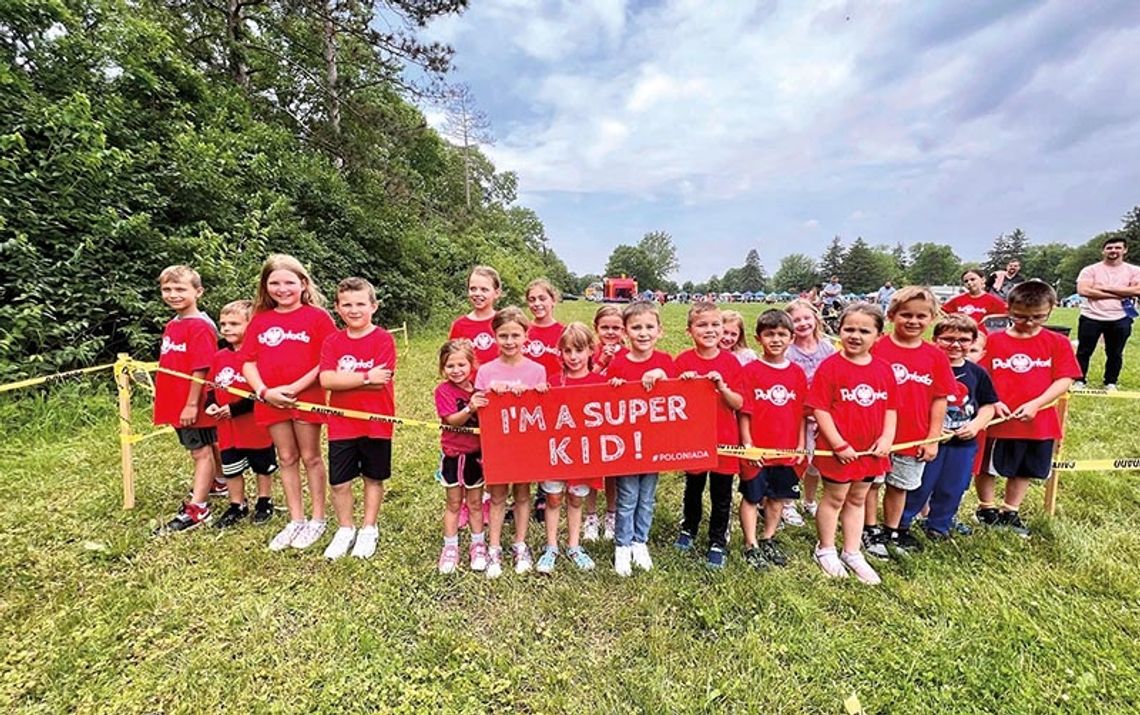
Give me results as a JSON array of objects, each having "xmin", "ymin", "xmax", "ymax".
[{"xmin": 422, "ymin": 0, "xmax": 1140, "ymax": 283}]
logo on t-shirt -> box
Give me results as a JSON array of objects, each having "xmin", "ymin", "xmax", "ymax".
[
  {"xmin": 753, "ymin": 385, "xmax": 796, "ymax": 406},
  {"xmin": 991, "ymin": 353, "xmax": 1051, "ymax": 373},
  {"xmin": 336, "ymin": 355, "xmax": 375, "ymax": 373},
  {"xmin": 891, "ymin": 363, "xmax": 934, "ymax": 386},
  {"xmin": 956, "ymin": 304, "xmax": 986, "ymax": 316},
  {"xmin": 472, "ymin": 332, "xmax": 495, "ymax": 351},
  {"xmin": 840, "ymin": 383, "xmax": 888, "ymax": 407},
  {"xmin": 161, "ymin": 336, "xmax": 187, "ymax": 354},
  {"xmin": 214, "ymin": 366, "xmax": 246, "ymax": 388},
  {"xmin": 258, "ymin": 327, "xmax": 311, "ymax": 347},
  {"xmin": 523, "ymin": 340, "xmax": 558, "ymax": 359}
]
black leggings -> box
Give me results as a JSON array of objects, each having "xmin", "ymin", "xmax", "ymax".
[{"xmin": 682, "ymin": 471, "xmax": 735, "ymax": 549}]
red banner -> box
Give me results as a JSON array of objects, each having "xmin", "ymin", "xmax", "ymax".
[{"xmin": 480, "ymin": 378, "xmax": 719, "ymax": 484}]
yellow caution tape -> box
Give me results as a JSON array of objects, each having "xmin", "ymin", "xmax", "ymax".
[
  {"xmin": 1051, "ymin": 458, "xmax": 1140, "ymax": 472},
  {"xmin": 0, "ymin": 362, "xmax": 116, "ymax": 394},
  {"xmin": 121, "ymin": 426, "xmax": 175, "ymax": 445},
  {"xmin": 1069, "ymin": 387, "xmax": 1140, "ymax": 399}
]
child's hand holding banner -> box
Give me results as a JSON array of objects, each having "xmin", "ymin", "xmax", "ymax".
[{"xmin": 480, "ymin": 378, "xmax": 719, "ymax": 484}]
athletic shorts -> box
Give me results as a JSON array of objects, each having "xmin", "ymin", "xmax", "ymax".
[
  {"xmin": 328, "ymin": 437, "xmax": 392, "ymax": 485},
  {"xmin": 738, "ymin": 466, "xmax": 801, "ymax": 504},
  {"xmin": 176, "ymin": 427, "xmax": 217, "ymax": 451},
  {"xmin": 988, "ymin": 438, "xmax": 1054, "ymax": 480},
  {"xmin": 440, "ymin": 452, "xmax": 484, "ymax": 489},
  {"xmin": 220, "ymin": 446, "xmax": 278, "ymax": 477},
  {"xmin": 541, "ymin": 481, "xmax": 590, "ymax": 497},
  {"xmin": 885, "ymin": 454, "xmax": 925, "ymax": 490}
]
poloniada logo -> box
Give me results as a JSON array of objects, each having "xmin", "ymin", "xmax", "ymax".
[
  {"xmin": 472, "ymin": 332, "xmax": 495, "ymax": 351},
  {"xmin": 840, "ymin": 383, "xmax": 887, "ymax": 407}
]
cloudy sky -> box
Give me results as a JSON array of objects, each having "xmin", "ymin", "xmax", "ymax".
[{"xmin": 422, "ymin": 0, "xmax": 1140, "ymax": 283}]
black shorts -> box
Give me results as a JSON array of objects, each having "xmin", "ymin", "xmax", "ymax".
[
  {"xmin": 176, "ymin": 427, "xmax": 217, "ymax": 451},
  {"xmin": 220, "ymin": 446, "xmax": 278, "ymax": 477},
  {"xmin": 329, "ymin": 437, "xmax": 392, "ymax": 485},
  {"xmin": 739, "ymin": 466, "xmax": 801, "ymax": 504},
  {"xmin": 988, "ymin": 438, "xmax": 1054, "ymax": 480},
  {"xmin": 440, "ymin": 452, "xmax": 485, "ymax": 489}
]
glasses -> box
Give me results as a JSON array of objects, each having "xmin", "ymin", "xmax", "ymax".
[
  {"xmin": 935, "ymin": 336, "xmax": 974, "ymax": 346},
  {"xmin": 1009, "ymin": 312, "xmax": 1050, "ymax": 323}
]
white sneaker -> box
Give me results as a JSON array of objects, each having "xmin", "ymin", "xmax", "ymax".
[
  {"xmin": 351, "ymin": 526, "xmax": 378, "ymax": 559},
  {"xmin": 512, "ymin": 543, "xmax": 533, "ymax": 575},
  {"xmin": 804, "ymin": 501, "xmax": 819, "ymax": 518},
  {"xmin": 485, "ymin": 547, "xmax": 503, "ymax": 579},
  {"xmin": 614, "ymin": 546, "xmax": 632, "ymax": 577},
  {"xmin": 631, "ymin": 542, "xmax": 653, "ymax": 571},
  {"xmin": 269, "ymin": 520, "xmax": 305, "ymax": 551},
  {"xmin": 323, "ymin": 526, "xmax": 356, "ymax": 560},
  {"xmin": 781, "ymin": 502, "xmax": 805, "ymax": 527},
  {"xmin": 1105, "ymin": 383, "xmax": 1118, "ymax": 392},
  {"xmin": 291, "ymin": 518, "xmax": 327, "ymax": 550},
  {"xmin": 1072, "ymin": 380, "xmax": 1087, "ymax": 390},
  {"xmin": 841, "ymin": 550, "xmax": 882, "ymax": 585},
  {"xmin": 604, "ymin": 512, "xmax": 616, "ymax": 540},
  {"xmin": 813, "ymin": 544, "xmax": 848, "ymax": 579},
  {"xmin": 583, "ymin": 514, "xmax": 600, "ymax": 542}
]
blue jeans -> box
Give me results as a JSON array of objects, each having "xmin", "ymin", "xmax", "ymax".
[
  {"xmin": 615, "ymin": 473, "xmax": 659, "ymax": 547},
  {"xmin": 901, "ymin": 442, "xmax": 978, "ymax": 534}
]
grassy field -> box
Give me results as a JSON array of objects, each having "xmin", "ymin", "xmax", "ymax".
[{"xmin": 3, "ymin": 302, "xmax": 1140, "ymax": 714}]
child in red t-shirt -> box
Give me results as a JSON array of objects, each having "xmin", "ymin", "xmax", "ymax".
[
  {"xmin": 867, "ymin": 287, "xmax": 955, "ymax": 557},
  {"xmin": 153, "ymin": 265, "xmax": 220, "ymax": 534},
  {"xmin": 590, "ymin": 304, "xmax": 628, "ymax": 540},
  {"xmin": 318, "ymin": 278, "xmax": 397, "ymax": 560},
  {"xmin": 606, "ymin": 301, "xmax": 675, "ymax": 577},
  {"xmin": 523, "ymin": 278, "xmax": 565, "ymax": 382},
  {"xmin": 449, "ymin": 265, "xmax": 501, "ymax": 367},
  {"xmin": 674, "ymin": 301, "xmax": 744, "ymax": 569},
  {"xmin": 207, "ymin": 299, "xmax": 277, "ymax": 529},
  {"xmin": 240, "ymin": 254, "xmax": 337, "ymax": 552},
  {"xmin": 738, "ymin": 310, "xmax": 808, "ymax": 570},
  {"xmin": 807, "ymin": 304, "xmax": 897, "ymax": 585},
  {"xmin": 535, "ymin": 323, "xmax": 607, "ymax": 574},
  {"xmin": 435, "ymin": 339, "xmax": 489, "ymax": 574},
  {"xmin": 978, "ymin": 281, "xmax": 1081, "ymax": 537},
  {"xmin": 944, "ymin": 269, "xmax": 1008, "ymax": 332}
]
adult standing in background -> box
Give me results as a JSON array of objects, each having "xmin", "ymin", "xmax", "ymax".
[
  {"xmin": 1075, "ymin": 237, "xmax": 1140, "ymax": 390},
  {"xmin": 821, "ymin": 275, "xmax": 843, "ymax": 307},
  {"xmin": 990, "ymin": 259, "xmax": 1024, "ymax": 300},
  {"xmin": 876, "ymin": 281, "xmax": 896, "ymax": 313}
]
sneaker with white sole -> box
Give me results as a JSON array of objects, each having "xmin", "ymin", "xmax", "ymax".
[
  {"xmin": 536, "ymin": 546, "xmax": 558, "ymax": 574},
  {"xmin": 781, "ymin": 502, "xmax": 805, "ymax": 527},
  {"xmin": 614, "ymin": 545, "xmax": 632, "ymax": 577},
  {"xmin": 813, "ymin": 544, "xmax": 848, "ymax": 578},
  {"xmin": 154, "ymin": 502, "xmax": 211, "ymax": 535},
  {"xmin": 567, "ymin": 546, "xmax": 595, "ymax": 571},
  {"xmin": 269, "ymin": 520, "xmax": 306, "ymax": 551},
  {"xmin": 803, "ymin": 501, "xmax": 819, "ymax": 518},
  {"xmin": 841, "ymin": 550, "xmax": 882, "ymax": 585},
  {"xmin": 631, "ymin": 542, "xmax": 653, "ymax": 571},
  {"xmin": 323, "ymin": 526, "xmax": 356, "ymax": 560},
  {"xmin": 485, "ymin": 547, "xmax": 503, "ymax": 579},
  {"xmin": 513, "ymin": 543, "xmax": 534, "ymax": 574},
  {"xmin": 351, "ymin": 526, "xmax": 378, "ymax": 559},
  {"xmin": 438, "ymin": 543, "xmax": 460, "ymax": 574},
  {"xmin": 604, "ymin": 512, "xmax": 616, "ymax": 540},
  {"xmin": 1072, "ymin": 380, "xmax": 1087, "ymax": 390},
  {"xmin": 583, "ymin": 514, "xmax": 600, "ymax": 542},
  {"xmin": 291, "ymin": 518, "xmax": 327, "ymax": 550},
  {"xmin": 1105, "ymin": 383, "xmax": 1118, "ymax": 393},
  {"xmin": 469, "ymin": 541, "xmax": 488, "ymax": 571}
]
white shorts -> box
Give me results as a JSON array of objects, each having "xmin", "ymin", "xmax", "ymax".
[{"xmin": 541, "ymin": 481, "xmax": 590, "ymax": 497}]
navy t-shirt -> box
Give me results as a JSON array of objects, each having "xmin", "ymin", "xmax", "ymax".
[{"xmin": 945, "ymin": 361, "xmax": 999, "ymax": 446}]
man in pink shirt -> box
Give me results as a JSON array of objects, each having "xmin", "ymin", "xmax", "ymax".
[{"xmin": 1076, "ymin": 236, "xmax": 1140, "ymax": 390}]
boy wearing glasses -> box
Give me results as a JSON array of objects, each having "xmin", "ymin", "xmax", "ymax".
[
  {"xmin": 899, "ymin": 315, "xmax": 998, "ymax": 539},
  {"xmin": 977, "ymin": 281, "xmax": 1081, "ymax": 536}
]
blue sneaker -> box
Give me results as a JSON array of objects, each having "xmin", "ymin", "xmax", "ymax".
[
  {"xmin": 706, "ymin": 546, "xmax": 727, "ymax": 569},
  {"xmin": 674, "ymin": 531, "xmax": 695, "ymax": 552}
]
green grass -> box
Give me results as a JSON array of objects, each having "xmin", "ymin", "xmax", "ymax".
[{"xmin": 2, "ymin": 303, "xmax": 1140, "ymax": 714}]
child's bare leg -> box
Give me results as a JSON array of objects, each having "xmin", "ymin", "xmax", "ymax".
[
  {"xmin": 466, "ymin": 487, "xmax": 485, "ymax": 533},
  {"xmin": 512, "ymin": 482, "xmax": 531, "ymax": 543},
  {"xmin": 1002, "ymin": 476, "xmax": 1031, "ymax": 510},
  {"xmin": 444, "ymin": 487, "xmax": 463, "ymax": 538},
  {"xmin": 228, "ymin": 473, "xmax": 246, "ymax": 504},
  {"xmin": 256, "ymin": 473, "xmax": 273, "ymax": 499},
  {"xmin": 362, "ymin": 479, "xmax": 384, "ymax": 528},
  {"xmin": 488, "ymin": 485, "xmax": 509, "ymax": 549},
  {"xmin": 295, "ymin": 422, "xmax": 327, "ymax": 520},
  {"xmin": 567, "ymin": 491, "xmax": 585, "ymax": 548},
  {"xmin": 330, "ymin": 482, "xmax": 354, "ymax": 527},
  {"xmin": 763, "ymin": 496, "xmax": 783, "ymax": 540},
  {"xmin": 883, "ymin": 484, "xmax": 906, "ymax": 528},
  {"xmin": 544, "ymin": 491, "xmax": 562, "ymax": 548},
  {"xmin": 740, "ymin": 499, "xmax": 759, "ymax": 547},
  {"xmin": 211, "ymin": 442, "xmax": 224, "ymax": 481},
  {"xmin": 842, "ymin": 482, "xmax": 872, "ymax": 554},
  {"xmin": 585, "ymin": 488, "xmax": 598, "ymax": 515},
  {"xmin": 975, "ymin": 472, "xmax": 996, "ymax": 505},
  {"xmin": 803, "ymin": 467, "xmax": 820, "ymax": 506},
  {"xmin": 189, "ymin": 445, "xmax": 216, "ymax": 504},
  {"xmin": 604, "ymin": 477, "xmax": 617, "ymax": 516},
  {"xmin": 269, "ymin": 423, "xmax": 304, "ymax": 521},
  {"xmin": 816, "ymin": 481, "xmax": 848, "ymax": 549},
  {"xmin": 863, "ymin": 482, "xmax": 881, "ymax": 526}
]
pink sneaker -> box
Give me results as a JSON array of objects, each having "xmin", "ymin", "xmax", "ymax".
[
  {"xmin": 438, "ymin": 544, "xmax": 460, "ymax": 574},
  {"xmin": 458, "ymin": 502, "xmax": 470, "ymax": 530},
  {"xmin": 841, "ymin": 550, "xmax": 882, "ymax": 585},
  {"xmin": 813, "ymin": 544, "xmax": 848, "ymax": 579},
  {"xmin": 469, "ymin": 541, "xmax": 488, "ymax": 571}
]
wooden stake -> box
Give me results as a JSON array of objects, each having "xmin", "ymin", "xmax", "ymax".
[
  {"xmin": 115, "ymin": 354, "xmax": 135, "ymax": 510},
  {"xmin": 1044, "ymin": 397, "xmax": 1070, "ymax": 516}
]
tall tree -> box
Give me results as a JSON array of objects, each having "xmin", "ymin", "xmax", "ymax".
[
  {"xmin": 772, "ymin": 254, "xmax": 818, "ymax": 293},
  {"xmin": 818, "ymin": 235, "xmax": 846, "ymax": 280},
  {"xmin": 1022, "ymin": 242, "xmax": 1076, "ymax": 290},
  {"xmin": 839, "ymin": 238, "xmax": 892, "ymax": 294},
  {"xmin": 907, "ymin": 243, "xmax": 961, "ymax": 285},
  {"xmin": 441, "ymin": 83, "xmax": 493, "ymax": 208},
  {"xmin": 637, "ymin": 230, "xmax": 680, "ymax": 283},
  {"xmin": 985, "ymin": 228, "xmax": 1029, "ymax": 274},
  {"xmin": 737, "ymin": 248, "xmax": 768, "ymax": 292}
]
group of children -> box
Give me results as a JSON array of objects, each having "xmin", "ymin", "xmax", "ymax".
[{"xmin": 153, "ymin": 257, "xmax": 1081, "ymax": 585}]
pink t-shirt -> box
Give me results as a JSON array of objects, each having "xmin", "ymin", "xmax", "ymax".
[
  {"xmin": 474, "ymin": 357, "xmax": 547, "ymax": 393},
  {"xmin": 1078, "ymin": 261, "xmax": 1140, "ymax": 321}
]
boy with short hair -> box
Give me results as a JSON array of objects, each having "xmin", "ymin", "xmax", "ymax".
[
  {"xmin": 899, "ymin": 314, "xmax": 998, "ymax": 539},
  {"xmin": 318, "ymin": 278, "xmax": 397, "ymax": 560},
  {"xmin": 206, "ymin": 300, "xmax": 278, "ymax": 528},
  {"xmin": 738, "ymin": 310, "xmax": 808, "ymax": 569},
  {"xmin": 979, "ymin": 280, "xmax": 1081, "ymax": 537},
  {"xmin": 673, "ymin": 301, "xmax": 744, "ymax": 569},
  {"xmin": 154, "ymin": 265, "xmax": 220, "ymax": 533}
]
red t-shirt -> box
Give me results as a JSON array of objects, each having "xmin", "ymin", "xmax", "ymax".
[
  {"xmin": 449, "ymin": 315, "xmax": 498, "ymax": 367},
  {"xmin": 806, "ymin": 354, "xmax": 898, "ymax": 481},
  {"xmin": 551, "ymin": 371, "xmax": 609, "ymax": 388},
  {"xmin": 606, "ymin": 350, "xmax": 676, "ymax": 382},
  {"xmin": 320, "ymin": 327, "xmax": 397, "ymax": 441},
  {"xmin": 524, "ymin": 321, "xmax": 564, "ymax": 381},
  {"xmin": 943, "ymin": 293, "xmax": 1008, "ymax": 331},
  {"xmin": 674, "ymin": 348, "xmax": 743, "ymax": 475},
  {"xmin": 239, "ymin": 305, "xmax": 337, "ymax": 426},
  {"xmin": 208, "ymin": 347, "xmax": 272, "ymax": 450},
  {"xmin": 592, "ymin": 343, "xmax": 628, "ymax": 374},
  {"xmin": 872, "ymin": 337, "xmax": 956, "ymax": 457},
  {"xmin": 154, "ymin": 315, "xmax": 217, "ymax": 428},
  {"xmin": 740, "ymin": 360, "xmax": 808, "ymax": 471},
  {"xmin": 983, "ymin": 329, "xmax": 1081, "ymax": 440},
  {"xmin": 434, "ymin": 381, "xmax": 481, "ymax": 457}
]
